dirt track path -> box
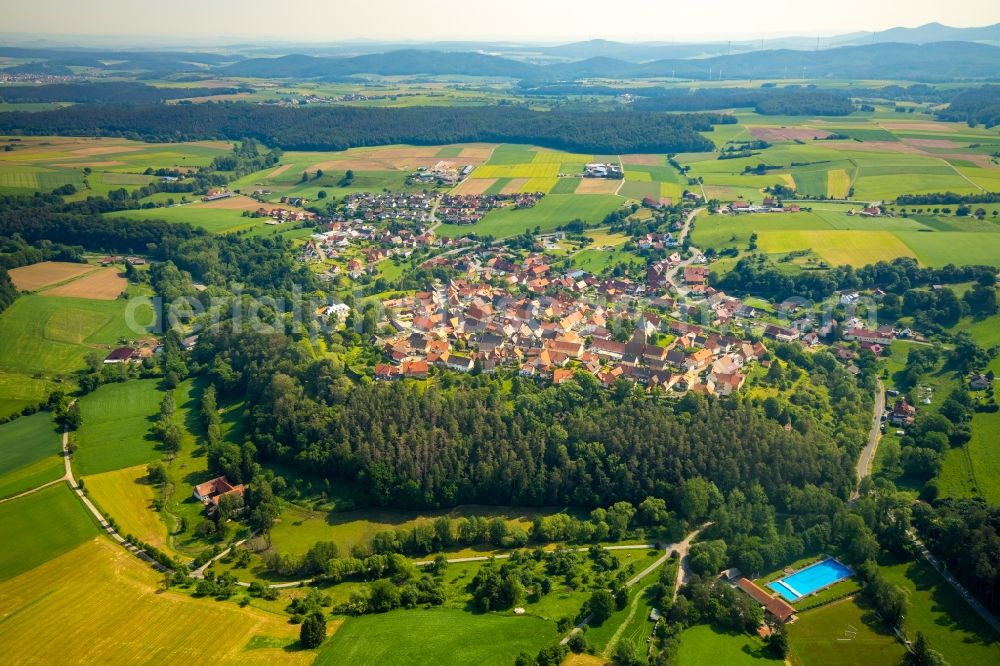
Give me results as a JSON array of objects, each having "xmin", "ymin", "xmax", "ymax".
[{"xmin": 560, "ymin": 524, "xmax": 708, "ymax": 646}]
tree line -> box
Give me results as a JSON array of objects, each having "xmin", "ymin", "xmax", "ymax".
[
  {"xmin": 633, "ymin": 88, "xmax": 854, "ymax": 116},
  {"xmin": 0, "ymin": 102, "xmax": 723, "ymax": 154},
  {"xmin": 896, "ymin": 191, "xmax": 1000, "ymax": 205},
  {"xmin": 0, "ymin": 81, "xmax": 247, "ymax": 104},
  {"xmin": 715, "ymin": 255, "xmax": 996, "ymax": 303},
  {"xmin": 936, "ymin": 85, "xmax": 1000, "ymax": 128},
  {"xmin": 0, "ymin": 267, "xmax": 16, "ymax": 317}
]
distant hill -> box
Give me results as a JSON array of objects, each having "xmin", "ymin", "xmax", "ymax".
[
  {"xmin": 543, "ymin": 42, "xmax": 1000, "ymax": 81},
  {"xmin": 831, "ymin": 22, "xmax": 1000, "ymax": 46},
  {"xmin": 217, "ymin": 42, "xmax": 1000, "ymax": 82},
  {"xmin": 221, "ymin": 49, "xmax": 538, "ymax": 79}
]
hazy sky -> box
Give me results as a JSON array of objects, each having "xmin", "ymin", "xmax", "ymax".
[{"xmin": 6, "ymin": 0, "xmax": 1000, "ymax": 43}]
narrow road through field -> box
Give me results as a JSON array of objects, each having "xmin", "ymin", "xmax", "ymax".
[
  {"xmin": 909, "ymin": 530, "xmax": 1000, "ymax": 636},
  {"xmin": 851, "ymin": 379, "xmax": 885, "ymax": 501},
  {"xmin": 56, "ymin": 400, "xmax": 174, "ymax": 573},
  {"xmin": 0, "ymin": 476, "xmax": 67, "ymax": 504},
  {"xmin": 414, "ymin": 543, "xmax": 657, "ymax": 567}
]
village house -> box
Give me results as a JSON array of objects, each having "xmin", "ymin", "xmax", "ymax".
[
  {"xmin": 192, "ymin": 476, "xmax": 245, "ymax": 514},
  {"xmin": 889, "ymin": 398, "xmax": 917, "ymax": 428},
  {"xmin": 969, "ymin": 374, "xmax": 992, "ymax": 391},
  {"xmin": 103, "ymin": 346, "xmax": 136, "ymax": 364}
]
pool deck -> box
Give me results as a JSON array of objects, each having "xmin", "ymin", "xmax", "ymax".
[{"xmin": 766, "ymin": 557, "xmax": 853, "ymax": 602}]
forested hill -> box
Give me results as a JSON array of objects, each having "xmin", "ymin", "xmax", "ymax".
[
  {"xmin": 0, "ymin": 82, "xmax": 248, "ymax": 104},
  {"xmin": 0, "ymin": 103, "xmax": 722, "ymax": 154},
  {"xmin": 215, "ymin": 42, "xmax": 1000, "ymax": 82}
]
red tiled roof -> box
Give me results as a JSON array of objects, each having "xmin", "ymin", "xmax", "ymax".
[{"xmin": 737, "ymin": 578, "xmax": 796, "ymax": 623}]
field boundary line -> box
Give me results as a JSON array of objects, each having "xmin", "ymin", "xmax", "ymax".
[
  {"xmin": 0, "ymin": 476, "xmax": 67, "ymax": 504},
  {"xmin": 942, "ymin": 159, "xmax": 985, "ymax": 192},
  {"xmin": 35, "ymin": 266, "xmax": 104, "ymax": 294}
]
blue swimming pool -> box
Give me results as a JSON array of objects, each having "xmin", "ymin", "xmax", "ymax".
[{"xmin": 766, "ymin": 558, "xmax": 852, "ymax": 602}]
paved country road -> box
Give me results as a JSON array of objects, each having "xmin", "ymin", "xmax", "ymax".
[{"xmin": 851, "ymin": 379, "xmax": 885, "ymax": 501}]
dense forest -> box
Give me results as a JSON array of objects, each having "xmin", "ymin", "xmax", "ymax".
[
  {"xmin": 0, "ymin": 82, "xmax": 247, "ymax": 104},
  {"xmin": 633, "ymin": 88, "xmax": 854, "ymax": 116},
  {"xmin": 714, "ymin": 256, "xmax": 996, "ymax": 303},
  {"xmin": 936, "ymin": 85, "xmax": 1000, "ymax": 127},
  {"xmin": 0, "ymin": 103, "xmax": 723, "ymax": 154},
  {"xmin": 190, "ymin": 328, "xmax": 868, "ymax": 511}
]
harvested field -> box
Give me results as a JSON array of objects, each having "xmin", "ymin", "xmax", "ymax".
[
  {"xmin": 457, "ymin": 145, "xmax": 497, "ymax": 161},
  {"xmin": 0, "ymin": 538, "xmax": 314, "ymax": 665},
  {"xmin": 901, "ymin": 138, "xmax": 961, "ymax": 149},
  {"xmin": 8, "ymin": 262, "xmax": 95, "ymax": 292},
  {"xmin": 197, "ymin": 195, "xmax": 266, "ymax": 211},
  {"xmin": 52, "ymin": 160, "xmax": 127, "ymax": 168},
  {"xmin": 620, "ymin": 154, "xmax": 664, "ymax": 166},
  {"xmin": 450, "ymin": 178, "xmax": 495, "ymax": 195},
  {"xmin": 879, "ymin": 121, "xmax": 957, "ymax": 132},
  {"xmin": 704, "ymin": 185, "xmax": 737, "ymax": 199},
  {"xmin": 749, "ymin": 127, "xmax": 831, "ymax": 142},
  {"xmin": 822, "ymin": 141, "xmax": 923, "ymax": 154},
  {"xmin": 940, "ymin": 154, "xmax": 994, "ymax": 168},
  {"xmin": 45, "ymin": 269, "xmax": 127, "ymax": 300},
  {"xmin": 68, "ymin": 144, "xmax": 145, "ymax": 157},
  {"xmin": 576, "ymin": 179, "xmax": 622, "ymax": 194},
  {"xmin": 316, "ymin": 146, "xmax": 493, "ymax": 173},
  {"xmin": 500, "ymin": 178, "xmax": 530, "ymax": 195},
  {"xmin": 268, "ymin": 163, "xmax": 292, "ymax": 178},
  {"xmin": 828, "ymin": 169, "xmax": 852, "ymax": 199}
]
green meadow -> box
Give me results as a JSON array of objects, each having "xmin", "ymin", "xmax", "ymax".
[
  {"xmin": 787, "ymin": 597, "xmax": 905, "ymax": 666},
  {"xmin": 74, "ymin": 379, "xmax": 164, "ymax": 477},
  {"xmin": 106, "ymin": 205, "xmax": 258, "ymax": 234},
  {"xmin": 675, "ymin": 624, "xmax": 778, "ymax": 666},
  {"xmin": 0, "ymin": 294, "xmax": 155, "ymax": 377},
  {"xmin": 437, "ymin": 194, "xmax": 623, "ymax": 239},
  {"xmin": 0, "ymin": 412, "xmax": 64, "ymax": 499},
  {"xmin": 316, "ymin": 608, "xmax": 555, "ymax": 666},
  {"xmin": 0, "ymin": 483, "xmax": 98, "ymax": 581},
  {"xmin": 879, "ymin": 556, "xmax": 1000, "ymax": 666}
]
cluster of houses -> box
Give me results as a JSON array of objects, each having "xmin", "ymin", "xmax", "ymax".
[
  {"xmin": 252, "ymin": 207, "xmax": 317, "ymax": 224},
  {"xmin": 717, "ymin": 198, "xmax": 801, "ymax": 214},
  {"xmin": 99, "ymin": 255, "xmax": 146, "ymax": 267},
  {"xmin": 584, "ymin": 163, "xmax": 623, "ymax": 179},
  {"xmin": 202, "ymin": 189, "xmax": 233, "ymax": 202},
  {"xmin": 370, "ymin": 252, "xmax": 772, "ymax": 395},
  {"xmin": 344, "ymin": 192, "xmax": 436, "ymax": 224},
  {"xmin": 301, "ymin": 218, "xmax": 439, "ymax": 274},
  {"xmin": 848, "ymin": 206, "xmax": 887, "ymax": 217},
  {"xmin": 411, "ymin": 161, "xmax": 474, "ymax": 186},
  {"xmin": 437, "ymin": 192, "xmax": 544, "ymax": 225}
]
